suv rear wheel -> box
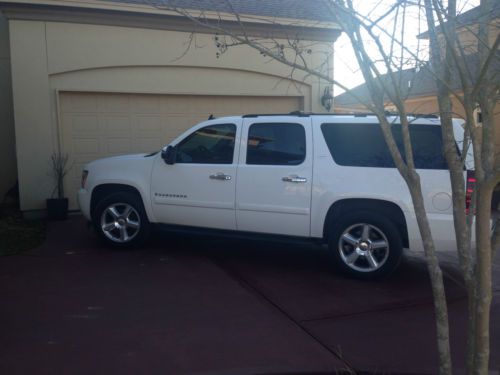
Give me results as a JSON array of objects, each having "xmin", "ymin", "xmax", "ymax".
[
  {"xmin": 328, "ymin": 212, "xmax": 403, "ymax": 279},
  {"xmin": 93, "ymin": 192, "xmax": 150, "ymax": 247}
]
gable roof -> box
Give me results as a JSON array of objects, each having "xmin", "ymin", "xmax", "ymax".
[
  {"xmin": 452, "ymin": 2, "xmax": 500, "ymax": 26},
  {"xmin": 103, "ymin": 0, "xmax": 337, "ymax": 23},
  {"xmin": 335, "ymin": 68, "xmax": 429, "ymax": 107},
  {"xmin": 418, "ymin": 3, "xmax": 500, "ymax": 39},
  {"xmin": 334, "ymin": 53, "xmax": 500, "ymax": 107}
]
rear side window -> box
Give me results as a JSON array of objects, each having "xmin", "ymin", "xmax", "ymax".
[
  {"xmin": 321, "ymin": 123, "xmax": 448, "ymax": 169},
  {"xmin": 247, "ymin": 123, "xmax": 306, "ymax": 165},
  {"xmin": 392, "ymin": 126, "xmax": 448, "ymax": 169}
]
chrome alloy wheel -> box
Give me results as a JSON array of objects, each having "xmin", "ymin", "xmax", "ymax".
[
  {"xmin": 100, "ymin": 203, "xmax": 141, "ymax": 243},
  {"xmin": 338, "ymin": 223, "xmax": 390, "ymax": 273}
]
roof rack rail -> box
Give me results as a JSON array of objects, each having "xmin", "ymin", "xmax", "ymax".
[
  {"xmin": 288, "ymin": 111, "xmax": 379, "ymax": 117},
  {"xmin": 288, "ymin": 111, "xmax": 387, "ymax": 117},
  {"xmin": 242, "ymin": 111, "xmax": 375, "ymax": 118},
  {"xmin": 351, "ymin": 113, "xmax": 376, "ymax": 117},
  {"xmin": 289, "ymin": 111, "xmax": 311, "ymax": 117},
  {"xmin": 242, "ymin": 112, "xmax": 310, "ymax": 118},
  {"xmin": 409, "ymin": 114, "xmax": 439, "ymax": 119},
  {"xmin": 241, "ymin": 111, "xmax": 437, "ymax": 119},
  {"xmin": 383, "ymin": 111, "xmax": 439, "ymax": 119}
]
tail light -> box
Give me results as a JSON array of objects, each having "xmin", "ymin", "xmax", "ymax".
[{"xmin": 465, "ymin": 170, "xmax": 476, "ymax": 214}]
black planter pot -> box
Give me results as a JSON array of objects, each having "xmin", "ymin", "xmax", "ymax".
[{"xmin": 46, "ymin": 198, "xmax": 69, "ymax": 221}]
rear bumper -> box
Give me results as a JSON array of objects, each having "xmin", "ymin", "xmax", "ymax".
[{"xmin": 406, "ymin": 211, "xmax": 476, "ymax": 252}]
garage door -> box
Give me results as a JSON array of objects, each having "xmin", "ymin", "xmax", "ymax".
[{"xmin": 59, "ymin": 92, "xmax": 303, "ymax": 209}]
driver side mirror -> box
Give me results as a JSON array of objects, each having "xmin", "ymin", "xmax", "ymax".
[{"xmin": 161, "ymin": 145, "xmax": 177, "ymax": 165}]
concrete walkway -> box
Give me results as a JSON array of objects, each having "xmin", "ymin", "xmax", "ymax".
[{"xmin": 0, "ymin": 216, "xmax": 498, "ymax": 374}]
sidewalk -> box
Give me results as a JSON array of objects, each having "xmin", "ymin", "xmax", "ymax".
[{"xmin": 0, "ymin": 215, "xmax": 498, "ymax": 374}]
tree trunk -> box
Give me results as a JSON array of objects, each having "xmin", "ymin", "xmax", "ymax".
[
  {"xmin": 406, "ymin": 173, "xmax": 452, "ymax": 375},
  {"xmin": 473, "ymin": 182, "xmax": 493, "ymax": 374}
]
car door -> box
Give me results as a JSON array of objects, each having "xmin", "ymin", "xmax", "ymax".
[
  {"xmin": 150, "ymin": 121, "xmax": 240, "ymax": 230},
  {"xmin": 235, "ymin": 118, "xmax": 313, "ymax": 237}
]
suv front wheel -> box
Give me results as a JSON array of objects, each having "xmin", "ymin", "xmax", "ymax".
[
  {"xmin": 93, "ymin": 192, "xmax": 150, "ymax": 247},
  {"xmin": 328, "ymin": 212, "xmax": 403, "ymax": 279}
]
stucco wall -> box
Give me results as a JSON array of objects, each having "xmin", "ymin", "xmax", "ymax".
[
  {"xmin": 8, "ymin": 20, "xmax": 333, "ymax": 211},
  {"xmin": 0, "ymin": 13, "xmax": 16, "ymax": 200}
]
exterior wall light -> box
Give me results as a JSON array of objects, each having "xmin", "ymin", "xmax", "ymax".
[{"xmin": 321, "ymin": 86, "xmax": 333, "ymax": 112}]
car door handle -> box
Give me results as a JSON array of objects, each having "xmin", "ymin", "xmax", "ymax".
[
  {"xmin": 210, "ymin": 173, "xmax": 232, "ymax": 181},
  {"xmin": 282, "ymin": 175, "xmax": 307, "ymax": 183}
]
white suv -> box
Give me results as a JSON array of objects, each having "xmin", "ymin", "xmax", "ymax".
[{"xmin": 78, "ymin": 113, "xmax": 469, "ymax": 279}]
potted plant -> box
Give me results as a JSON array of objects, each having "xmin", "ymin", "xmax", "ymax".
[{"xmin": 46, "ymin": 152, "xmax": 69, "ymax": 220}]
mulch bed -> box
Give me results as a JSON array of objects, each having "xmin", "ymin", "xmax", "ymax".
[{"xmin": 0, "ymin": 206, "xmax": 46, "ymax": 256}]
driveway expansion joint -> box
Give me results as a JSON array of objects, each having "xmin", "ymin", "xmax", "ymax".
[
  {"xmin": 208, "ymin": 254, "xmax": 357, "ymax": 373},
  {"xmin": 298, "ymin": 295, "xmax": 468, "ymax": 324}
]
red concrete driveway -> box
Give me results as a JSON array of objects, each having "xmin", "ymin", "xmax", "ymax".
[{"xmin": 1, "ymin": 215, "xmax": 499, "ymax": 374}]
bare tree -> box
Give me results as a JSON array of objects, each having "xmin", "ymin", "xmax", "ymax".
[
  {"xmin": 422, "ymin": 1, "xmax": 499, "ymax": 373},
  {"xmin": 143, "ymin": 0, "xmax": 500, "ymax": 373}
]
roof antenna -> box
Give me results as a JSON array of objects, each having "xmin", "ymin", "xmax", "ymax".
[{"xmin": 208, "ymin": 114, "xmax": 215, "ymax": 120}]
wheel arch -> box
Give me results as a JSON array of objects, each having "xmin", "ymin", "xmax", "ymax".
[
  {"xmin": 90, "ymin": 184, "xmax": 145, "ymax": 220},
  {"xmin": 323, "ymin": 198, "xmax": 409, "ymax": 248}
]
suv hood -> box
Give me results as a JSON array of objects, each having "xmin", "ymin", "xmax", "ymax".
[
  {"xmin": 84, "ymin": 153, "xmax": 160, "ymax": 175},
  {"xmin": 87, "ymin": 153, "xmax": 151, "ymax": 166},
  {"xmin": 83, "ymin": 152, "xmax": 157, "ymax": 191}
]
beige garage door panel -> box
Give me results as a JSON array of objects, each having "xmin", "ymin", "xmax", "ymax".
[{"xmin": 60, "ymin": 92, "xmax": 302, "ymax": 209}]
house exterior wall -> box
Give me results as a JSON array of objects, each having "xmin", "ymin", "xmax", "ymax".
[
  {"xmin": 8, "ymin": 19, "xmax": 333, "ymax": 212},
  {"xmin": 0, "ymin": 13, "xmax": 16, "ymax": 200},
  {"xmin": 397, "ymin": 96, "xmax": 466, "ymax": 118}
]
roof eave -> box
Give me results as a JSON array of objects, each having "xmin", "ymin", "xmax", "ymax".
[{"xmin": 0, "ymin": 0, "xmax": 341, "ymax": 31}]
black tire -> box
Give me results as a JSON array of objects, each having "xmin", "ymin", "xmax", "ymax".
[
  {"xmin": 93, "ymin": 191, "xmax": 150, "ymax": 247},
  {"xmin": 328, "ymin": 211, "xmax": 403, "ymax": 280}
]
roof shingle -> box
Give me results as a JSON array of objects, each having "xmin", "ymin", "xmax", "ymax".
[
  {"xmin": 418, "ymin": 2, "xmax": 500, "ymax": 39},
  {"xmin": 103, "ymin": 0, "xmax": 337, "ymax": 23},
  {"xmin": 334, "ymin": 53, "xmax": 500, "ymax": 107}
]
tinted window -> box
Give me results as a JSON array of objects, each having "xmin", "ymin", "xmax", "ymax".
[
  {"xmin": 247, "ymin": 123, "xmax": 306, "ymax": 165},
  {"xmin": 392, "ymin": 126, "xmax": 448, "ymax": 169},
  {"xmin": 176, "ymin": 124, "xmax": 236, "ymax": 164},
  {"xmin": 321, "ymin": 123, "xmax": 448, "ymax": 169}
]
